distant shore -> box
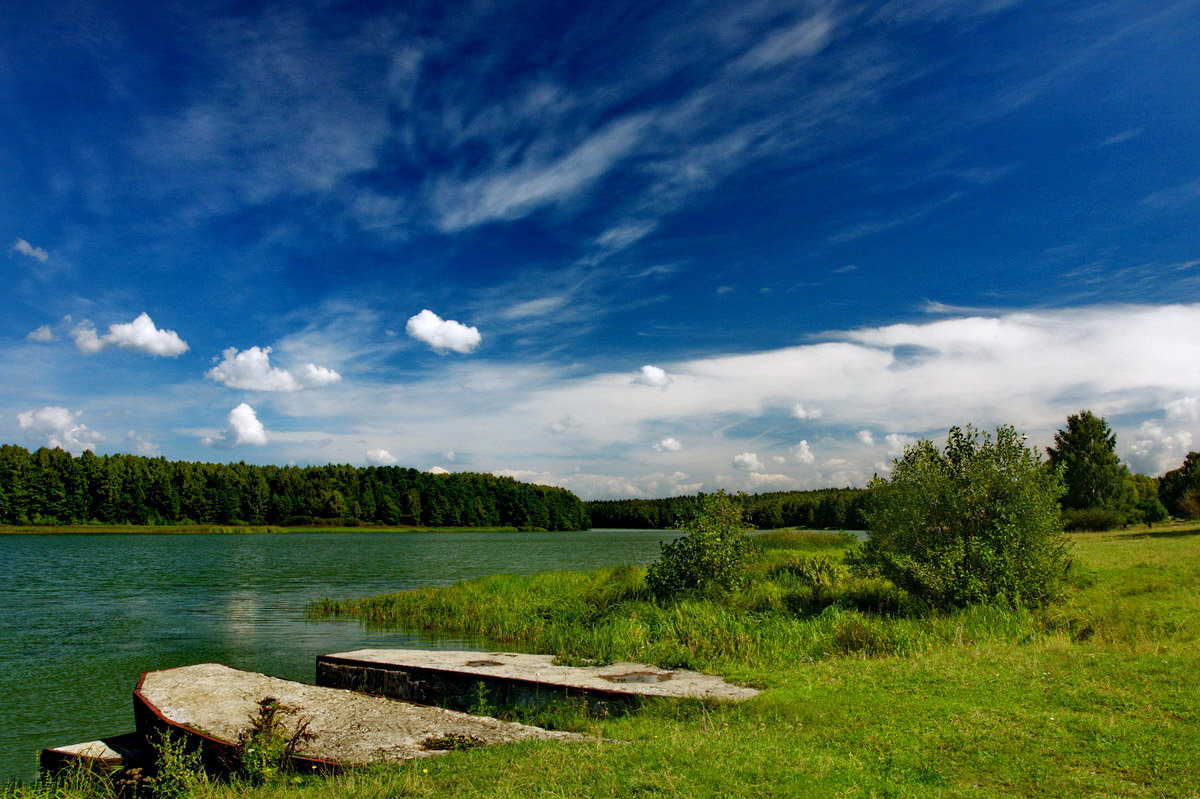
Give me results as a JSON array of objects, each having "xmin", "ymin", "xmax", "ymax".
[{"xmin": 0, "ymin": 523, "xmax": 567, "ymax": 535}]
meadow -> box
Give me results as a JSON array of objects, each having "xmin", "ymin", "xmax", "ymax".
[{"xmin": 7, "ymin": 523, "xmax": 1199, "ymax": 798}]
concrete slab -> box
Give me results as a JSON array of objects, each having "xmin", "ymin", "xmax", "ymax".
[
  {"xmin": 317, "ymin": 649, "xmax": 759, "ymax": 711},
  {"xmin": 39, "ymin": 733, "xmax": 147, "ymax": 775},
  {"xmin": 134, "ymin": 663, "xmax": 591, "ymax": 771}
]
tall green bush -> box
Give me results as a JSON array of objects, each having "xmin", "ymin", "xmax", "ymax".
[
  {"xmin": 855, "ymin": 425, "xmax": 1070, "ymax": 609},
  {"xmin": 646, "ymin": 491, "xmax": 751, "ymax": 601}
]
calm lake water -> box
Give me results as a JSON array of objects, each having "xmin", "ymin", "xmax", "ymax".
[{"xmin": 0, "ymin": 528, "xmax": 673, "ymax": 780}]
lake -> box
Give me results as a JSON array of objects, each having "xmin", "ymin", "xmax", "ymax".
[{"xmin": 0, "ymin": 528, "xmax": 673, "ymax": 780}]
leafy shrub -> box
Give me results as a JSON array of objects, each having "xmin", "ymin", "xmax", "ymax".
[
  {"xmin": 1063, "ymin": 507, "xmax": 1125, "ymax": 531},
  {"xmin": 646, "ymin": 492, "xmax": 751, "ymax": 601},
  {"xmin": 854, "ymin": 425, "xmax": 1070, "ymax": 610}
]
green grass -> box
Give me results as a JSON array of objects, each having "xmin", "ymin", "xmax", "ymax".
[{"xmin": 11, "ymin": 523, "xmax": 1200, "ymax": 797}]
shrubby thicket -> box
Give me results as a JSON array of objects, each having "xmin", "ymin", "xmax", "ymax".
[
  {"xmin": 855, "ymin": 426, "xmax": 1071, "ymax": 609},
  {"xmin": 646, "ymin": 491, "xmax": 752, "ymax": 600},
  {"xmin": 0, "ymin": 444, "xmax": 589, "ymax": 530}
]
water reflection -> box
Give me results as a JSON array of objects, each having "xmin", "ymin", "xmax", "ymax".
[{"xmin": 0, "ymin": 528, "xmax": 671, "ymax": 779}]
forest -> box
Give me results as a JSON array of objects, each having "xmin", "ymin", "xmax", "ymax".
[
  {"xmin": 586, "ymin": 487, "xmax": 870, "ymax": 530},
  {"xmin": 0, "ymin": 445, "xmax": 590, "ymax": 531}
]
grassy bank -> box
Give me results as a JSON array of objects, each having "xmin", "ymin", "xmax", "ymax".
[{"xmin": 11, "ymin": 523, "xmax": 1200, "ymax": 797}]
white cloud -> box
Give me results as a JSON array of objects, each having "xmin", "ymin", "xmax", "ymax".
[
  {"xmin": 1165, "ymin": 397, "xmax": 1200, "ymax": 422},
  {"xmin": 547, "ymin": 416, "xmax": 581, "ymax": 435},
  {"xmin": 431, "ymin": 113, "xmax": 652, "ymax": 232},
  {"xmin": 205, "ymin": 346, "xmax": 341, "ymax": 391},
  {"xmin": 12, "ymin": 238, "xmax": 49, "ymax": 262},
  {"xmin": 748, "ymin": 472, "xmax": 793, "ymax": 487},
  {"xmin": 444, "ymin": 450, "xmax": 456, "ymax": 461},
  {"xmin": 653, "ymin": 436, "xmax": 683, "ymax": 452},
  {"xmin": 593, "ymin": 220, "xmax": 657, "ymax": 253},
  {"xmin": 1128, "ymin": 421, "xmax": 1194, "ymax": 475},
  {"xmin": 26, "ymin": 325, "xmax": 56, "ymax": 342},
  {"xmin": 734, "ymin": 13, "xmax": 835, "ymax": 71},
  {"xmin": 405, "ymin": 309, "xmax": 482, "ymax": 354},
  {"xmin": 202, "ymin": 403, "xmax": 268, "ymax": 448},
  {"xmin": 792, "ymin": 440, "xmax": 816, "ymax": 465},
  {"xmin": 366, "ymin": 448, "xmax": 399, "ymax": 465},
  {"xmin": 500, "ymin": 296, "xmax": 569, "ymax": 320},
  {"xmin": 249, "ymin": 302, "xmax": 1200, "ymax": 498},
  {"xmin": 792, "ymin": 403, "xmax": 822, "ymax": 420},
  {"xmin": 124, "ymin": 431, "xmax": 161, "ymax": 457},
  {"xmin": 71, "ymin": 313, "xmax": 189, "ymax": 357},
  {"xmin": 17, "ymin": 406, "xmax": 104, "ymax": 453},
  {"xmin": 427, "ymin": 466, "xmax": 450, "ymax": 474},
  {"xmin": 298, "ymin": 363, "xmax": 343, "ymax": 388},
  {"xmin": 885, "ymin": 433, "xmax": 917, "ymax": 457},
  {"xmin": 631, "ymin": 364, "xmax": 672, "ymax": 389},
  {"xmin": 856, "ymin": 429, "xmax": 875, "ymax": 445},
  {"xmin": 732, "ymin": 452, "xmax": 763, "ymax": 471},
  {"xmin": 773, "ymin": 455, "xmax": 787, "ymax": 465}
]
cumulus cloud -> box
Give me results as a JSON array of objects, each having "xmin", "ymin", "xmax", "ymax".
[
  {"xmin": 427, "ymin": 466, "xmax": 450, "ymax": 474},
  {"xmin": 26, "ymin": 325, "xmax": 56, "ymax": 342},
  {"xmin": 1128, "ymin": 421, "xmax": 1194, "ymax": 475},
  {"xmin": 1165, "ymin": 397, "xmax": 1200, "ymax": 422},
  {"xmin": 366, "ymin": 448, "xmax": 399, "ymax": 465},
  {"xmin": 405, "ymin": 309, "xmax": 481, "ymax": 354},
  {"xmin": 792, "ymin": 440, "xmax": 816, "ymax": 465},
  {"xmin": 298, "ymin": 363, "xmax": 343, "ymax": 388},
  {"xmin": 124, "ymin": 431, "xmax": 161, "ymax": 457},
  {"xmin": 202, "ymin": 403, "xmax": 268, "ymax": 448},
  {"xmin": 12, "ymin": 238, "xmax": 49, "ymax": 262},
  {"xmin": 856, "ymin": 429, "xmax": 875, "ymax": 445},
  {"xmin": 71, "ymin": 313, "xmax": 189, "ymax": 356},
  {"xmin": 748, "ymin": 472, "xmax": 793, "ymax": 487},
  {"xmin": 792, "ymin": 403, "xmax": 822, "ymax": 420},
  {"xmin": 631, "ymin": 365, "xmax": 672, "ymax": 389},
  {"xmin": 885, "ymin": 433, "xmax": 917, "ymax": 457},
  {"xmin": 732, "ymin": 452, "xmax": 763, "ymax": 471},
  {"xmin": 653, "ymin": 437, "xmax": 684, "ymax": 452},
  {"xmin": 205, "ymin": 347, "xmax": 342, "ymax": 391},
  {"xmin": 17, "ymin": 406, "xmax": 104, "ymax": 453}
]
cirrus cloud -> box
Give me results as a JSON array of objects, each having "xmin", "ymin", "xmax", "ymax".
[{"xmin": 11, "ymin": 238, "xmax": 49, "ymax": 262}]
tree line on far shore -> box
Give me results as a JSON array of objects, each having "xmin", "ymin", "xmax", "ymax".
[
  {"xmin": 2, "ymin": 410, "xmax": 1198, "ymax": 533},
  {"xmin": 0, "ymin": 445, "xmax": 590, "ymax": 531},
  {"xmin": 586, "ymin": 488, "xmax": 870, "ymax": 530},
  {"xmin": 589, "ymin": 410, "xmax": 1200, "ymax": 532}
]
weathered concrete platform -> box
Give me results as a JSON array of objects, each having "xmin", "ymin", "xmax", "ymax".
[
  {"xmin": 39, "ymin": 733, "xmax": 147, "ymax": 775},
  {"xmin": 317, "ymin": 649, "xmax": 760, "ymax": 710},
  {"xmin": 134, "ymin": 663, "xmax": 590, "ymax": 771}
]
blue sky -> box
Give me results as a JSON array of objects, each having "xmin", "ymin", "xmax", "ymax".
[{"xmin": 3, "ymin": 0, "xmax": 1200, "ymax": 498}]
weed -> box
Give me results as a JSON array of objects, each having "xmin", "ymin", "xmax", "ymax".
[{"xmin": 233, "ymin": 697, "xmax": 317, "ymax": 785}]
